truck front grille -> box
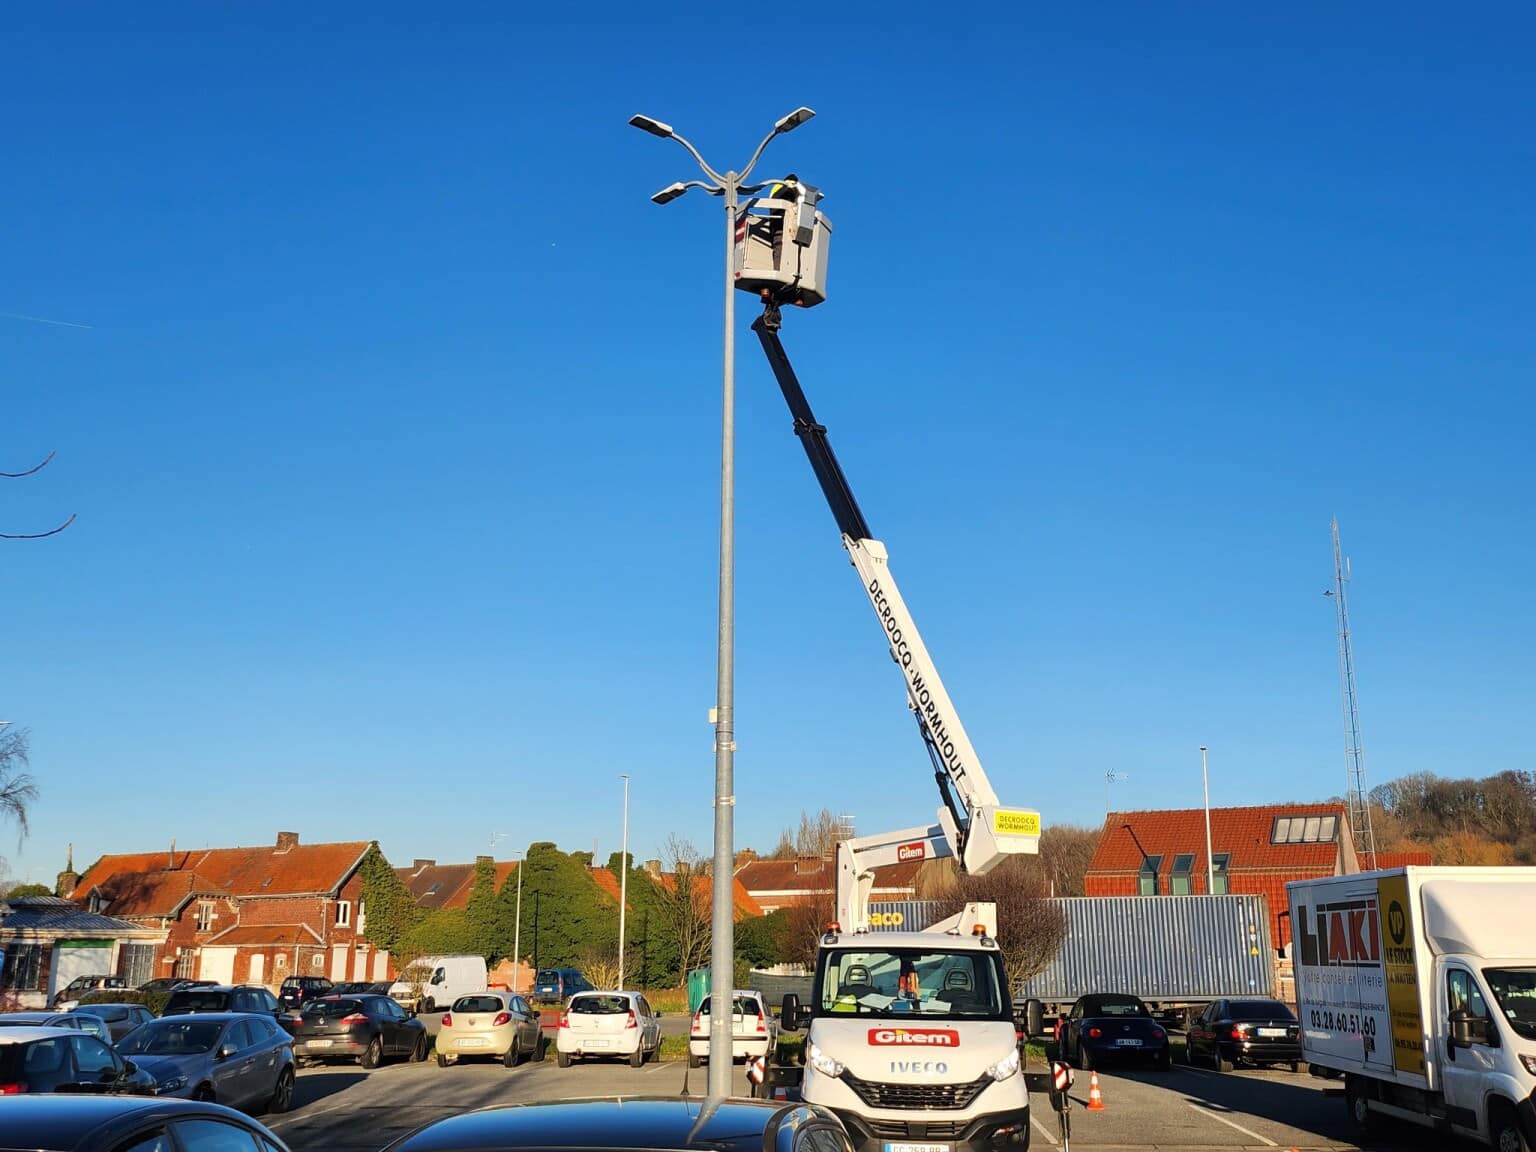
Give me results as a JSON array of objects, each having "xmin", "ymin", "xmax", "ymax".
[
  {"xmin": 842, "ymin": 1072, "xmax": 990, "ymax": 1111},
  {"xmin": 866, "ymin": 1120, "xmax": 968, "ymax": 1139}
]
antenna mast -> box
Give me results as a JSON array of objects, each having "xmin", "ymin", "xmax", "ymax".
[{"xmin": 1331, "ymin": 518, "xmax": 1377, "ymax": 869}]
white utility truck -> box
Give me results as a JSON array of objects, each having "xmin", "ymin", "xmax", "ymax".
[
  {"xmin": 388, "ymin": 954, "xmax": 488, "ymax": 1014},
  {"xmin": 753, "ymin": 297, "xmax": 1042, "ymax": 1152},
  {"xmin": 1287, "ymin": 867, "xmax": 1536, "ymax": 1150}
]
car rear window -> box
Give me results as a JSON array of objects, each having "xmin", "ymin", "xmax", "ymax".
[
  {"xmin": 167, "ymin": 992, "xmax": 231, "ymax": 1012},
  {"xmin": 570, "ymin": 995, "xmax": 631, "ymax": 1015},
  {"xmin": 1085, "ymin": 996, "xmax": 1149, "ymax": 1017},
  {"xmin": 1230, "ymin": 1000, "xmax": 1295, "ymax": 1020},
  {"xmin": 698, "ymin": 996, "xmax": 759, "ymax": 1016},
  {"xmin": 535, "ymin": 970, "xmax": 562, "ymax": 984},
  {"xmin": 302, "ymin": 998, "xmax": 364, "ymax": 1018},
  {"xmin": 453, "ymin": 995, "xmax": 506, "ymax": 1014}
]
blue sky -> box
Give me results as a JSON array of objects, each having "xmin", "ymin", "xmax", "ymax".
[{"xmin": 3, "ymin": 4, "xmax": 1532, "ymax": 885}]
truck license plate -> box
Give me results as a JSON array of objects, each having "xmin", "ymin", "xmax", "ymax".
[
  {"xmin": 1115, "ymin": 1038, "xmax": 1142, "ymax": 1046},
  {"xmin": 884, "ymin": 1144, "xmax": 950, "ymax": 1152}
]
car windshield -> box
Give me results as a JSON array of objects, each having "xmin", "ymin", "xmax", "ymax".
[
  {"xmin": 453, "ymin": 996, "xmax": 506, "ymax": 1013},
  {"xmin": 119, "ymin": 1019, "xmax": 224, "ymax": 1055},
  {"xmin": 1230, "ymin": 1000, "xmax": 1295, "ymax": 1021},
  {"xmin": 303, "ymin": 999, "xmax": 364, "ymax": 1018},
  {"xmin": 1483, "ymin": 967, "xmax": 1536, "ymax": 1041},
  {"xmin": 815, "ymin": 947, "xmax": 1007, "ymax": 1020},
  {"xmin": 1084, "ymin": 996, "xmax": 1149, "ymax": 1018},
  {"xmin": 571, "ymin": 996, "xmax": 631, "ymax": 1015}
]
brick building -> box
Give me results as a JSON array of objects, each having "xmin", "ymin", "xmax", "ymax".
[
  {"xmin": 0, "ymin": 896, "xmax": 163, "ymax": 1010},
  {"xmin": 68, "ymin": 832, "xmax": 385, "ymax": 989},
  {"xmin": 1085, "ymin": 805, "xmax": 1431, "ymax": 952}
]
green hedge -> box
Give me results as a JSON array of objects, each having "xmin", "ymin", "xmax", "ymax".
[{"xmin": 79, "ymin": 988, "xmax": 172, "ymax": 1016}]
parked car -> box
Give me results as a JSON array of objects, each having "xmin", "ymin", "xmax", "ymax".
[
  {"xmin": 0, "ymin": 1027, "xmax": 157, "ymax": 1096},
  {"xmin": 436, "ymin": 991, "xmax": 544, "ymax": 1068},
  {"xmin": 1059, "ymin": 992, "xmax": 1171, "ymax": 1070},
  {"xmin": 68, "ymin": 1003, "xmax": 156, "ymax": 1043},
  {"xmin": 277, "ymin": 975, "xmax": 334, "ymax": 1012},
  {"xmin": 378, "ymin": 1097, "xmax": 852, "ymax": 1152},
  {"xmin": 137, "ymin": 978, "xmax": 215, "ymax": 995},
  {"xmin": 555, "ymin": 990, "xmax": 662, "ymax": 1068},
  {"xmin": 327, "ymin": 981, "xmax": 375, "ymax": 995},
  {"xmin": 162, "ymin": 984, "xmax": 297, "ymax": 1036},
  {"xmin": 293, "ymin": 993, "xmax": 428, "ymax": 1068},
  {"xmin": 532, "ymin": 967, "xmax": 593, "ymax": 1005},
  {"xmin": 0, "ymin": 1095, "xmax": 294, "ymax": 1152},
  {"xmin": 116, "ymin": 1012, "xmax": 295, "ymax": 1110},
  {"xmin": 688, "ymin": 990, "xmax": 776, "ymax": 1067},
  {"xmin": 0, "ymin": 1011, "xmax": 113, "ymax": 1044},
  {"xmin": 388, "ymin": 954, "xmax": 488, "ymax": 1013},
  {"xmin": 52, "ymin": 975, "xmax": 128, "ymax": 1010},
  {"xmin": 1184, "ymin": 998, "xmax": 1303, "ymax": 1072}
]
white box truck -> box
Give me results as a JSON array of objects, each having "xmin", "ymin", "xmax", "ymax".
[{"xmin": 1287, "ymin": 867, "xmax": 1536, "ymax": 1150}]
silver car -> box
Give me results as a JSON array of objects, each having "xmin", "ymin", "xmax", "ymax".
[
  {"xmin": 116, "ymin": 1012, "xmax": 295, "ymax": 1113},
  {"xmin": 436, "ymin": 992, "xmax": 544, "ymax": 1068},
  {"xmin": 0, "ymin": 1011, "xmax": 112, "ymax": 1045}
]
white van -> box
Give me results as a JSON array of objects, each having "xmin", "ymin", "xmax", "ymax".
[{"xmin": 388, "ymin": 955, "xmax": 488, "ymax": 1014}]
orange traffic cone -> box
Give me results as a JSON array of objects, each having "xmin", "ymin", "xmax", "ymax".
[{"xmin": 1086, "ymin": 1070, "xmax": 1105, "ymax": 1111}]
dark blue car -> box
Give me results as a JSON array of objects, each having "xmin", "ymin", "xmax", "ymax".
[
  {"xmin": 1060, "ymin": 992, "xmax": 1171, "ymax": 1070},
  {"xmin": 532, "ymin": 968, "xmax": 592, "ymax": 1005}
]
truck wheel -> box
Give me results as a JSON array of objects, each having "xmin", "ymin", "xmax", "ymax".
[
  {"xmin": 1345, "ymin": 1074, "xmax": 1377, "ymax": 1139},
  {"xmin": 1489, "ymin": 1100, "xmax": 1530, "ymax": 1152}
]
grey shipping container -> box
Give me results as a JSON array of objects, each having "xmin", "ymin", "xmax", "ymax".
[
  {"xmin": 866, "ymin": 900, "xmax": 945, "ymax": 932},
  {"xmin": 1017, "ymin": 895, "xmax": 1274, "ymax": 1012}
]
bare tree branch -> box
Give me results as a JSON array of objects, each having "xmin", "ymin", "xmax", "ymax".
[{"xmin": 0, "ymin": 727, "xmax": 39, "ymax": 838}]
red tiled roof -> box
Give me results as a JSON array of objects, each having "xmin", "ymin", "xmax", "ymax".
[
  {"xmin": 441, "ymin": 861, "xmax": 520, "ymax": 910},
  {"xmin": 736, "ymin": 856, "xmax": 923, "ymax": 896},
  {"xmin": 1088, "ymin": 805, "xmax": 1350, "ymax": 876},
  {"xmin": 651, "ymin": 870, "xmax": 764, "ymax": 920},
  {"xmin": 392, "ymin": 860, "xmax": 521, "ymax": 911},
  {"xmin": 588, "ymin": 867, "xmax": 622, "ymax": 903},
  {"xmin": 72, "ymin": 838, "xmax": 371, "ymax": 918},
  {"xmin": 1373, "ymin": 850, "xmax": 1434, "ymax": 868},
  {"xmin": 205, "ymin": 923, "xmax": 323, "ymax": 947}
]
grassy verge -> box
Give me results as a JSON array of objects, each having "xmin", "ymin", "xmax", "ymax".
[{"xmin": 644, "ymin": 987, "xmax": 690, "ymax": 1014}]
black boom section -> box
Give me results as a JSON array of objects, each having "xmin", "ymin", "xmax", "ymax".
[{"xmin": 751, "ymin": 312, "xmax": 873, "ymax": 542}]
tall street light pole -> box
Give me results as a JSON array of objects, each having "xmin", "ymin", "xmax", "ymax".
[
  {"xmin": 511, "ymin": 851, "xmax": 525, "ymax": 993},
  {"xmin": 618, "ymin": 775, "xmax": 630, "ymax": 990},
  {"xmin": 630, "ymin": 106, "xmax": 815, "ymax": 1100},
  {"xmin": 1200, "ymin": 746, "xmax": 1214, "ymax": 894}
]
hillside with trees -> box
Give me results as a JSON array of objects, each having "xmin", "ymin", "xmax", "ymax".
[{"xmin": 1368, "ymin": 770, "xmax": 1536, "ymax": 865}]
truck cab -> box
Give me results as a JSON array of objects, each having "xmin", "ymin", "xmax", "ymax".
[{"xmin": 784, "ymin": 925, "xmax": 1029, "ymax": 1152}]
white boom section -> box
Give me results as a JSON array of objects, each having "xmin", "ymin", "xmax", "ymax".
[{"xmin": 837, "ymin": 534, "xmax": 1040, "ymax": 932}]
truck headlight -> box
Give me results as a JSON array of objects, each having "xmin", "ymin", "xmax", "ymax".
[
  {"xmin": 807, "ymin": 1043, "xmax": 845, "ymax": 1079},
  {"xmin": 1520, "ymin": 1054, "xmax": 1536, "ymax": 1076},
  {"xmin": 985, "ymin": 1047, "xmax": 1020, "ymax": 1082},
  {"xmin": 158, "ymin": 1075, "xmax": 188, "ymax": 1092}
]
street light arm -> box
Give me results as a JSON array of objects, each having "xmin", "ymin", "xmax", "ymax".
[
  {"xmin": 651, "ymin": 180, "xmax": 720, "ymax": 205},
  {"xmin": 666, "ymin": 131, "xmax": 726, "ymax": 186},
  {"xmin": 740, "ymin": 107, "xmax": 814, "ymax": 180}
]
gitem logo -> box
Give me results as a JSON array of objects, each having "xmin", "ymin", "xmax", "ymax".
[
  {"xmin": 868, "ymin": 1028, "xmax": 960, "ymax": 1046},
  {"xmin": 1387, "ymin": 900, "xmax": 1407, "ymax": 946},
  {"xmin": 897, "ymin": 842, "xmax": 927, "ymax": 863}
]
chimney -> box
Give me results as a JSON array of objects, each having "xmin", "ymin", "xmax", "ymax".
[
  {"xmin": 412, "ymin": 859, "xmax": 436, "ymax": 872},
  {"xmin": 644, "ymin": 859, "xmax": 662, "ymax": 879},
  {"xmin": 55, "ymin": 842, "xmax": 80, "ymax": 898},
  {"xmin": 275, "ymin": 831, "xmax": 300, "ymax": 852},
  {"xmin": 475, "ymin": 855, "xmax": 494, "ymax": 866},
  {"xmin": 734, "ymin": 848, "xmax": 757, "ymax": 870},
  {"xmin": 169, "ymin": 837, "xmax": 177, "ymax": 870}
]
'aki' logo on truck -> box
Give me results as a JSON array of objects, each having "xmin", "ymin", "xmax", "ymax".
[
  {"xmin": 896, "ymin": 842, "xmax": 927, "ymax": 863},
  {"xmin": 868, "ymin": 1028, "xmax": 960, "ymax": 1046},
  {"xmin": 1295, "ymin": 898, "xmax": 1381, "ymax": 968}
]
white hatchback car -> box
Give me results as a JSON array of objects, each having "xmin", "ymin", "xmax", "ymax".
[
  {"xmin": 555, "ymin": 991, "xmax": 662, "ymax": 1068},
  {"xmin": 688, "ymin": 990, "xmax": 776, "ymax": 1067}
]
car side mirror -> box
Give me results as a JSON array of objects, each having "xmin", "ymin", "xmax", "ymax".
[
  {"xmin": 1023, "ymin": 998, "xmax": 1045, "ymax": 1038},
  {"xmin": 781, "ymin": 994, "xmax": 802, "ymax": 1032},
  {"xmin": 216, "ymin": 1044, "xmax": 237, "ymax": 1062},
  {"xmin": 122, "ymin": 1060, "xmax": 138, "ymax": 1076}
]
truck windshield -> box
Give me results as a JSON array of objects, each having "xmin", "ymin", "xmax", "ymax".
[
  {"xmin": 1482, "ymin": 967, "xmax": 1536, "ymax": 1041},
  {"xmin": 816, "ymin": 947, "xmax": 1007, "ymax": 1020}
]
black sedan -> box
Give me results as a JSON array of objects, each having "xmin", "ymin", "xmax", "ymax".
[
  {"xmin": 1185, "ymin": 998, "xmax": 1303, "ymax": 1072},
  {"xmin": 1059, "ymin": 993, "xmax": 1171, "ymax": 1070},
  {"xmin": 381, "ymin": 1097, "xmax": 852, "ymax": 1152},
  {"xmin": 294, "ymin": 993, "xmax": 428, "ymax": 1068},
  {"xmin": 0, "ymin": 1095, "xmax": 292, "ymax": 1152}
]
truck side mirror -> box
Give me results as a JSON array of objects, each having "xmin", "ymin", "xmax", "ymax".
[
  {"xmin": 781, "ymin": 993, "xmax": 802, "ymax": 1032},
  {"xmin": 1449, "ymin": 1012, "xmax": 1493, "ymax": 1048},
  {"xmin": 1023, "ymin": 999, "xmax": 1045, "ymax": 1039}
]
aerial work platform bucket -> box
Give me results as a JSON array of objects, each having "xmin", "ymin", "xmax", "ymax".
[{"xmin": 734, "ymin": 180, "xmax": 831, "ymax": 308}]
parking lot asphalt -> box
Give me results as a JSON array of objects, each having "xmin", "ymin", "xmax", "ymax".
[{"xmin": 269, "ymin": 1047, "xmax": 1453, "ymax": 1152}]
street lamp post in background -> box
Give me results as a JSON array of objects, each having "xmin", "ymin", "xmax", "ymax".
[
  {"xmin": 618, "ymin": 775, "xmax": 630, "ymax": 990},
  {"xmin": 1200, "ymin": 746, "xmax": 1214, "ymax": 894},
  {"xmin": 629, "ymin": 105, "xmax": 815, "ymax": 1100},
  {"xmin": 511, "ymin": 852, "xmax": 525, "ymax": 993}
]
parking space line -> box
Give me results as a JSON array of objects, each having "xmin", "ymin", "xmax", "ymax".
[
  {"xmin": 1172, "ymin": 1063, "xmax": 1214, "ymax": 1078},
  {"xmin": 1028, "ymin": 1115, "xmax": 1059, "ymax": 1146},
  {"xmin": 1187, "ymin": 1102, "xmax": 1278, "ymax": 1147}
]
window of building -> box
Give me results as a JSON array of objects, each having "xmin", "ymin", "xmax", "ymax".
[
  {"xmin": 121, "ymin": 943, "xmax": 155, "ymax": 988},
  {"xmin": 1211, "ymin": 853, "xmax": 1231, "ymax": 895},
  {"xmin": 1170, "ymin": 853, "xmax": 1195, "ymax": 895},
  {"xmin": 1271, "ymin": 814, "xmax": 1340, "ymax": 845},
  {"xmin": 1138, "ymin": 854, "xmax": 1163, "ymax": 896},
  {"xmin": 0, "ymin": 942, "xmax": 45, "ymax": 991},
  {"xmin": 357, "ymin": 901, "xmax": 366, "ymax": 934},
  {"xmin": 195, "ymin": 901, "xmax": 215, "ymax": 931},
  {"xmin": 335, "ymin": 901, "xmax": 351, "ymax": 928}
]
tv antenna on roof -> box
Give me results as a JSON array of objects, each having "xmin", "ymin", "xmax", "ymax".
[
  {"xmin": 1105, "ymin": 770, "xmax": 1129, "ymax": 816},
  {"xmin": 3, "ymin": 450, "xmax": 75, "ymax": 539}
]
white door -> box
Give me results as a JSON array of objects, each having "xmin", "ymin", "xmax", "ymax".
[
  {"xmin": 249, "ymin": 953, "xmax": 265, "ymax": 986},
  {"xmin": 330, "ymin": 945, "xmax": 348, "ymax": 981},
  {"xmin": 199, "ymin": 947, "xmax": 237, "ymax": 985},
  {"xmin": 373, "ymin": 951, "xmax": 390, "ymax": 981},
  {"xmin": 51, "ymin": 942, "xmax": 114, "ymax": 1002}
]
